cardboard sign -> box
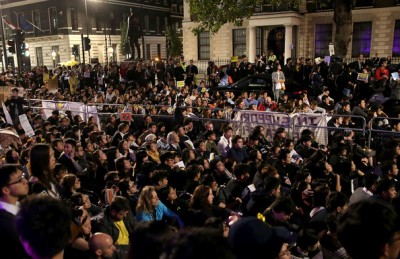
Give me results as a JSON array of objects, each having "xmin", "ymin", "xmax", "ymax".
[
  {"xmin": 177, "ymin": 81, "xmax": 185, "ymax": 88},
  {"xmin": 19, "ymin": 114, "xmax": 35, "ymax": 137},
  {"xmin": 120, "ymin": 112, "xmax": 132, "ymax": 121},
  {"xmin": 47, "ymin": 78, "xmax": 58, "ymax": 94},
  {"xmin": 357, "ymin": 73, "xmax": 369, "ymax": 82}
]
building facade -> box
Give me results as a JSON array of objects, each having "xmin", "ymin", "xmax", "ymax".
[
  {"xmin": 182, "ymin": 0, "xmax": 400, "ymax": 64},
  {"xmin": 0, "ymin": 0, "xmax": 183, "ymax": 70}
]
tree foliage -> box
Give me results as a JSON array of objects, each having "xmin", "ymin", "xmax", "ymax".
[
  {"xmin": 166, "ymin": 26, "xmax": 183, "ymax": 57},
  {"xmin": 187, "ymin": 0, "xmax": 355, "ymax": 56},
  {"xmin": 187, "ymin": 0, "xmax": 303, "ymax": 34}
]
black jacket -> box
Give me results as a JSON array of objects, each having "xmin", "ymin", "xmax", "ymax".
[
  {"xmin": 0, "ymin": 209, "xmax": 30, "ymax": 259},
  {"xmin": 92, "ymin": 206, "xmax": 136, "ymax": 243}
]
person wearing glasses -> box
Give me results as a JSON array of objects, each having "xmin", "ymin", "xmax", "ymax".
[{"xmin": 0, "ymin": 164, "xmax": 30, "ymax": 259}]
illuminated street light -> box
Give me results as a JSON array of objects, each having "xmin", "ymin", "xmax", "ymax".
[{"xmin": 51, "ymin": 50, "xmax": 57, "ymax": 67}]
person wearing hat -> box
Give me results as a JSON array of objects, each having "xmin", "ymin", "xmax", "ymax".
[{"xmin": 4, "ymin": 87, "xmax": 26, "ymax": 125}]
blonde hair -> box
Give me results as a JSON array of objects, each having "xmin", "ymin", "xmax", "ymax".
[{"xmin": 136, "ymin": 185, "xmax": 156, "ymax": 214}]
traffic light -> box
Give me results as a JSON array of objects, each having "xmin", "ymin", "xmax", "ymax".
[
  {"xmin": 7, "ymin": 40, "xmax": 15, "ymax": 54},
  {"xmin": 84, "ymin": 37, "xmax": 91, "ymax": 51},
  {"xmin": 21, "ymin": 42, "xmax": 30, "ymax": 57},
  {"xmin": 15, "ymin": 29, "xmax": 25, "ymax": 48}
]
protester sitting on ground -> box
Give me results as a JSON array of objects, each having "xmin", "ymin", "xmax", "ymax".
[
  {"xmin": 88, "ymin": 232, "xmax": 116, "ymax": 259},
  {"xmin": 337, "ymin": 199, "xmax": 400, "ymax": 259},
  {"xmin": 135, "ymin": 185, "xmax": 184, "ymax": 228},
  {"xmin": 16, "ymin": 196, "xmax": 72, "ymax": 259},
  {"xmin": 92, "ymin": 196, "xmax": 135, "ymax": 259}
]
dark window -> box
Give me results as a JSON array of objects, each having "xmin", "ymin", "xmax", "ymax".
[
  {"xmin": 110, "ymin": 12, "xmax": 116, "ymax": 34},
  {"xmin": 32, "ymin": 10, "xmax": 41, "ymax": 36},
  {"xmin": 95, "ymin": 12, "xmax": 102, "ymax": 31},
  {"xmin": 36, "ymin": 47, "xmax": 43, "ymax": 66},
  {"xmin": 156, "ymin": 16, "xmax": 160, "ymax": 34},
  {"xmin": 73, "ymin": 44, "xmax": 80, "ymax": 62},
  {"xmin": 256, "ymin": 27, "xmax": 263, "ymax": 56},
  {"xmin": 157, "ymin": 44, "xmax": 161, "ymax": 58},
  {"xmin": 2, "ymin": 15, "xmax": 12, "ymax": 37},
  {"xmin": 233, "ymin": 29, "xmax": 246, "ymax": 57},
  {"xmin": 352, "ymin": 22, "xmax": 372, "ymax": 57},
  {"xmin": 393, "ymin": 20, "xmax": 400, "ymax": 57},
  {"xmin": 144, "ymin": 15, "xmax": 149, "ymax": 32},
  {"xmin": 71, "ymin": 8, "xmax": 78, "ymax": 31},
  {"xmin": 315, "ymin": 24, "xmax": 332, "ymax": 58},
  {"xmin": 51, "ymin": 46, "xmax": 60, "ymax": 64},
  {"xmin": 49, "ymin": 7, "xmax": 58, "ymax": 33},
  {"xmin": 198, "ymin": 31, "xmax": 210, "ymax": 60},
  {"xmin": 146, "ymin": 44, "xmax": 151, "ymax": 59}
]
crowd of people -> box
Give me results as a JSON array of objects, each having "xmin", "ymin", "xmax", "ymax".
[{"xmin": 0, "ymin": 52, "xmax": 400, "ymax": 259}]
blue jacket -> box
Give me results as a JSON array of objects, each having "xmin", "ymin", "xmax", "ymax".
[{"xmin": 136, "ymin": 200, "xmax": 184, "ymax": 228}]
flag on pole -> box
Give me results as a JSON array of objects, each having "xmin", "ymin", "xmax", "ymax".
[{"xmin": 2, "ymin": 18, "xmax": 17, "ymax": 30}]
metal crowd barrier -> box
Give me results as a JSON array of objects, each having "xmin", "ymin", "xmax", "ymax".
[
  {"xmin": 24, "ymin": 99, "xmax": 400, "ymax": 151},
  {"xmin": 368, "ymin": 117, "xmax": 400, "ymax": 152}
]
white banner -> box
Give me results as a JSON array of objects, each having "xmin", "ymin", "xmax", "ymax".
[
  {"xmin": 41, "ymin": 101, "xmax": 98, "ymax": 127},
  {"xmin": 19, "ymin": 114, "xmax": 35, "ymax": 137},
  {"xmin": 231, "ymin": 110, "xmax": 292, "ymax": 140},
  {"xmin": 231, "ymin": 111, "xmax": 329, "ymax": 146},
  {"xmin": 2, "ymin": 102, "xmax": 13, "ymax": 125},
  {"xmin": 292, "ymin": 113, "xmax": 328, "ymax": 146},
  {"xmin": 87, "ymin": 105, "xmax": 101, "ymax": 131}
]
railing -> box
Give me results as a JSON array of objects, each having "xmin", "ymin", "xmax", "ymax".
[
  {"xmin": 196, "ymin": 59, "xmax": 231, "ymax": 74},
  {"xmin": 254, "ymin": 0, "xmax": 299, "ymax": 13},
  {"xmin": 25, "ymin": 99, "xmax": 400, "ymax": 154},
  {"xmin": 368, "ymin": 117, "xmax": 400, "ymax": 151}
]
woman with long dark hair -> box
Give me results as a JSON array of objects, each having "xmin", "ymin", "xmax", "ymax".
[
  {"xmin": 92, "ymin": 149, "xmax": 108, "ymax": 195},
  {"xmin": 60, "ymin": 174, "xmax": 81, "ymax": 200},
  {"xmin": 188, "ymin": 185, "xmax": 232, "ymax": 227},
  {"xmin": 106, "ymin": 146, "xmax": 120, "ymax": 171},
  {"xmin": 29, "ymin": 143, "xmax": 60, "ymax": 198}
]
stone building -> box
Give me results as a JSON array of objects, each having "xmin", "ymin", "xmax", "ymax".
[
  {"xmin": 0, "ymin": 0, "xmax": 183, "ymax": 70},
  {"xmin": 182, "ymin": 0, "xmax": 400, "ymax": 64}
]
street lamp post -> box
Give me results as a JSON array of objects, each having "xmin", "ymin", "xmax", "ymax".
[
  {"xmin": 51, "ymin": 50, "xmax": 56, "ymax": 68},
  {"xmin": 107, "ymin": 47, "xmax": 114, "ymax": 62}
]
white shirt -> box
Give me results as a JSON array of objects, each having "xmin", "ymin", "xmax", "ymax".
[
  {"xmin": 0, "ymin": 201, "xmax": 20, "ymax": 216},
  {"xmin": 217, "ymin": 135, "xmax": 232, "ymax": 158}
]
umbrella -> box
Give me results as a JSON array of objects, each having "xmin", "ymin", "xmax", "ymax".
[
  {"xmin": 65, "ymin": 60, "xmax": 79, "ymax": 67},
  {"xmin": 0, "ymin": 129, "xmax": 21, "ymax": 148}
]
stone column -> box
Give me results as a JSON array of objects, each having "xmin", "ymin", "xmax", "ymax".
[
  {"xmin": 284, "ymin": 25, "xmax": 293, "ymax": 64},
  {"xmin": 248, "ymin": 26, "xmax": 257, "ymax": 63}
]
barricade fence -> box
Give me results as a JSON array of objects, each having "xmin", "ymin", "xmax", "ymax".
[
  {"xmin": 23, "ymin": 99, "xmax": 400, "ymax": 151},
  {"xmin": 368, "ymin": 117, "xmax": 400, "ymax": 154}
]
